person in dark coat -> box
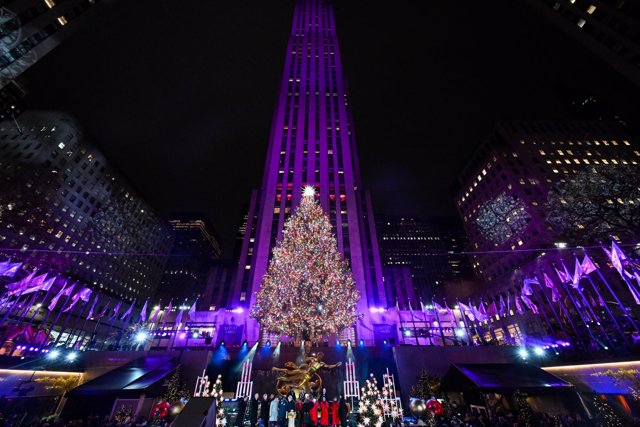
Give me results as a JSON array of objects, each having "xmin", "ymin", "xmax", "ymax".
[
  {"xmin": 249, "ymin": 393, "xmax": 260, "ymax": 427},
  {"xmin": 302, "ymin": 396, "xmax": 314, "ymax": 427},
  {"xmin": 260, "ymin": 393, "xmax": 270, "ymax": 426},
  {"xmin": 338, "ymin": 397, "xmax": 347, "ymax": 427},
  {"xmin": 236, "ymin": 396, "xmax": 247, "ymax": 427},
  {"xmin": 278, "ymin": 396, "xmax": 289, "ymax": 427}
]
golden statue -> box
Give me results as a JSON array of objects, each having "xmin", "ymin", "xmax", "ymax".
[{"xmin": 271, "ymin": 352, "xmax": 342, "ymax": 396}]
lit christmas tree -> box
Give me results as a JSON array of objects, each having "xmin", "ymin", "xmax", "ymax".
[
  {"xmin": 212, "ymin": 374, "xmax": 226, "ymax": 427},
  {"xmin": 251, "ymin": 186, "xmax": 360, "ymax": 340},
  {"xmin": 593, "ymin": 397, "xmax": 623, "ymax": 427},
  {"xmin": 514, "ymin": 390, "xmax": 534, "ymax": 427},
  {"xmin": 359, "ymin": 374, "xmax": 383, "ymax": 427}
]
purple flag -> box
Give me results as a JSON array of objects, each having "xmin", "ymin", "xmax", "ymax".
[
  {"xmin": 555, "ymin": 265, "xmax": 571, "ymax": 284},
  {"xmin": 138, "ymin": 299, "xmax": 148, "ymax": 324},
  {"xmin": 457, "ymin": 302, "xmax": 475, "ymax": 321},
  {"xmin": 571, "ymin": 258, "xmax": 583, "ymax": 289},
  {"xmin": 86, "ymin": 294, "xmax": 98, "ymax": 319},
  {"xmin": 48, "ymin": 282, "xmax": 75, "ymax": 311},
  {"xmin": 0, "ymin": 260, "xmax": 22, "ymax": 277},
  {"xmin": 109, "ymin": 302, "xmax": 122, "ymax": 320},
  {"xmin": 543, "ymin": 272, "xmax": 561, "ymax": 302},
  {"xmin": 63, "ymin": 287, "xmax": 92, "ymax": 312},
  {"xmin": 161, "ymin": 300, "xmax": 173, "ymax": 326},
  {"xmin": 581, "ymin": 254, "xmax": 597, "ymax": 275},
  {"xmin": 521, "ymin": 294, "xmax": 538, "ymax": 314},
  {"xmin": 609, "ymin": 241, "xmax": 626, "ymax": 276},
  {"xmin": 515, "ymin": 296, "xmax": 524, "ymax": 314},
  {"xmin": 6, "ymin": 271, "xmax": 36, "ymax": 296},
  {"xmin": 174, "ymin": 308, "xmax": 184, "ymax": 328},
  {"xmin": 522, "ymin": 278, "xmax": 538, "ymax": 296},
  {"xmin": 188, "ymin": 300, "xmax": 197, "ymax": 321},
  {"xmin": 96, "ymin": 301, "xmax": 110, "ymax": 319},
  {"xmin": 19, "ymin": 273, "xmax": 52, "ymax": 296},
  {"xmin": 120, "ymin": 300, "xmax": 135, "ymax": 321},
  {"xmin": 498, "ymin": 294, "xmax": 506, "ymax": 316},
  {"xmin": 149, "ymin": 305, "xmax": 160, "ymax": 323}
]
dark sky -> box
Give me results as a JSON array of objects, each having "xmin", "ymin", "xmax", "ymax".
[{"xmin": 22, "ymin": 0, "xmax": 640, "ymax": 255}]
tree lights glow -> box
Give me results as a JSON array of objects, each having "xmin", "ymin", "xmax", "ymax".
[
  {"xmin": 476, "ymin": 192, "xmax": 530, "ymax": 244},
  {"xmin": 251, "ymin": 189, "xmax": 360, "ymax": 340}
]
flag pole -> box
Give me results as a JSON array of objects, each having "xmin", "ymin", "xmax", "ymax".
[
  {"xmin": 63, "ymin": 298, "xmax": 90, "ymax": 348},
  {"xmin": 115, "ymin": 299, "xmax": 136, "ymax": 350},
  {"xmin": 52, "ymin": 291, "xmax": 79, "ymax": 347},
  {"xmin": 455, "ymin": 299, "xmax": 472, "ymax": 346},
  {"xmin": 526, "ymin": 279, "xmax": 556, "ymax": 339},
  {"xmin": 533, "ymin": 271, "xmax": 570, "ymax": 341},
  {"xmin": 542, "ymin": 267, "xmax": 584, "ymax": 349},
  {"xmin": 70, "ymin": 296, "xmax": 98, "ymax": 349},
  {"xmin": 431, "ymin": 299, "xmax": 446, "ymax": 346}
]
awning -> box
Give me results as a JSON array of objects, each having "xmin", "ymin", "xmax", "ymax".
[
  {"xmin": 68, "ymin": 355, "xmax": 178, "ymax": 396},
  {"xmin": 441, "ymin": 363, "xmax": 574, "ymax": 394},
  {"xmin": 543, "ymin": 360, "xmax": 640, "ymax": 395}
]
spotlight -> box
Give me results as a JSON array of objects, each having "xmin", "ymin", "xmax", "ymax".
[
  {"xmin": 347, "ymin": 340, "xmax": 351, "ymax": 347},
  {"xmin": 383, "ymin": 340, "xmax": 387, "ymax": 345},
  {"xmin": 66, "ymin": 352, "xmax": 78, "ymax": 362},
  {"xmin": 359, "ymin": 339, "xmax": 364, "ymax": 347},
  {"xmin": 455, "ymin": 328, "xmax": 466, "ymax": 338},
  {"xmin": 243, "ymin": 341, "xmax": 247, "ymax": 347},
  {"xmin": 533, "ymin": 347, "xmax": 544, "ymax": 356},
  {"xmin": 179, "ymin": 332, "xmax": 187, "ymax": 339},
  {"xmin": 518, "ymin": 348, "xmax": 529, "ymax": 359},
  {"xmin": 192, "ymin": 332, "xmax": 199, "ymax": 339},
  {"xmin": 135, "ymin": 331, "xmax": 148, "ymax": 343},
  {"xmin": 47, "ymin": 350, "xmax": 60, "ymax": 360},
  {"xmin": 336, "ymin": 340, "xmax": 340, "ymax": 346},
  {"xmin": 266, "ymin": 341, "xmax": 271, "ymax": 347},
  {"xmin": 220, "ymin": 341, "xmax": 225, "ymax": 346},
  {"xmin": 404, "ymin": 329, "xmax": 411, "ymax": 337}
]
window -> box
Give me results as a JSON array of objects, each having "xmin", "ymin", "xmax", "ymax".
[
  {"xmin": 577, "ymin": 19, "xmax": 586, "ymax": 28},
  {"xmin": 587, "ymin": 5, "xmax": 596, "ymax": 14}
]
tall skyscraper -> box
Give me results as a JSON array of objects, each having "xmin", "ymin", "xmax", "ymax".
[
  {"xmin": 232, "ymin": 0, "xmax": 385, "ymax": 343},
  {"xmin": 376, "ymin": 215, "xmax": 474, "ymax": 299},
  {"xmin": 0, "ymin": 110, "xmax": 172, "ymax": 302},
  {"xmin": 524, "ymin": 0, "xmax": 640, "ymax": 88},
  {"xmin": 0, "ymin": 0, "xmax": 104, "ymax": 90},
  {"xmin": 453, "ymin": 120, "xmax": 639, "ymax": 283},
  {"xmin": 156, "ymin": 213, "xmax": 221, "ymax": 305}
]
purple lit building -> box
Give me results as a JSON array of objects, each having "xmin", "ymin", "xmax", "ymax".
[{"xmin": 231, "ymin": 0, "xmax": 386, "ymax": 344}]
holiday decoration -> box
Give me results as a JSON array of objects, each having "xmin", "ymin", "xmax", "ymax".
[
  {"xmin": 212, "ymin": 374, "xmax": 226, "ymax": 427},
  {"xmin": 150, "ymin": 399, "xmax": 171, "ymax": 420},
  {"xmin": 164, "ymin": 364, "xmax": 190, "ymax": 406},
  {"xmin": 114, "ymin": 404, "xmax": 134, "ymax": 424},
  {"xmin": 476, "ymin": 192, "xmax": 530, "ymax": 245},
  {"xmin": 252, "ymin": 187, "xmax": 360, "ymax": 340},
  {"xmin": 514, "ymin": 389, "xmax": 535, "ymax": 427},
  {"xmin": 358, "ymin": 374, "xmax": 383, "ymax": 427},
  {"xmin": 409, "ymin": 369, "xmax": 441, "ymax": 401},
  {"xmin": 598, "ymin": 368, "xmax": 640, "ymax": 401},
  {"xmin": 592, "ymin": 396, "xmax": 623, "ymax": 427},
  {"xmin": 380, "ymin": 368, "xmax": 402, "ymax": 422}
]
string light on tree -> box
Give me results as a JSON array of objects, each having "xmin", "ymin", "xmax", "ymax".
[
  {"xmin": 251, "ymin": 186, "xmax": 360, "ymax": 340},
  {"xmin": 476, "ymin": 192, "xmax": 530, "ymax": 245},
  {"xmin": 358, "ymin": 374, "xmax": 383, "ymax": 427},
  {"xmin": 212, "ymin": 374, "xmax": 226, "ymax": 427}
]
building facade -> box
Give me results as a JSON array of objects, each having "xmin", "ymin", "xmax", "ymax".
[
  {"xmin": 156, "ymin": 213, "xmax": 221, "ymax": 306},
  {"xmin": 0, "ymin": 0, "xmax": 104, "ymax": 90},
  {"xmin": 231, "ymin": 0, "xmax": 386, "ymax": 343},
  {"xmin": 524, "ymin": 0, "xmax": 640, "ymax": 88},
  {"xmin": 0, "ymin": 110, "xmax": 172, "ymax": 302},
  {"xmin": 376, "ymin": 215, "xmax": 474, "ymax": 299},
  {"xmin": 454, "ymin": 120, "xmax": 639, "ymax": 284}
]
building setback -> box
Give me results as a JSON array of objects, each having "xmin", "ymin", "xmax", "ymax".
[
  {"xmin": 0, "ymin": 110, "xmax": 172, "ymax": 302},
  {"xmin": 232, "ymin": 0, "xmax": 386, "ymax": 343}
]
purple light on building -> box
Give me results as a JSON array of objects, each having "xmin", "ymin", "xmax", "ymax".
[{"xmin": 232, "ymin": 0, "xmax": 385, "ymax": 343}]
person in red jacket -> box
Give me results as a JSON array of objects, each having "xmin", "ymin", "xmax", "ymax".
[
  {"xmin": 319, "ymin": 398, "xmax": 330, "ymax": 426},
  {"xmin": 330, "ymin": 398, "xmax": 340, "ymax": 427},
  {"xmin": 310, "ymin": 398, "xmax": 319, "ymax": 426}
]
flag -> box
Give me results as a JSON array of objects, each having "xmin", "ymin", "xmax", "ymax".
[
  {"xmin": 571, "ymin": 258, "xmax": 584, "ymax": 289},
  {"xmin": 48, "ymin": 281, "xmax": 75, "ymax": 311},
  {"xmin": 581, "ymin": 253, "xmax": 597, "ymax": 275},
  {"xmin": 433, "ymin": 302, "xmax": 447, "ymax": 313},
  {"xmin": 478, "ymin": 299, "xmax": 487, "ymax": 317},
  {"xmin": 188, "ymin": 300, "xmax": 196, "ymax": 320},
  {"xmin": 543, "ymin": 272, "xmax": 561, "ymax": 302},
  {"xmin": 555, "ymin": 265, "xmax": 571, "ymax": 284},
  {"xmin": 63, "ymin": 287, "xmax": 92, "ymax": 312},
  {"xmin": 20, "ymin": 273, "xmax": 55, "ymax": 296},
  {"xmin": 120, "ymin": 299, "xmax": 135, "ymax": 321},
  {"xmin": 458, "ymin": 302, "xmax": 474, "ymax": 321},
  {"xmin": 515, "ymin": 296, "xmax": 524, "ymax": 314},
  {"xmin": 521, "ymin": 294, "xmax": 539, "ymax": 314},
  {"xmin": 96, "ymin": 301, "xmax": 110, "ymax": 319},
  {"xmin": 498, "ymin": 294, "xmax": 506, "ymax": 316},
  {"xmin": 507, "ymin": 293, "xmax": 511, "ymax": 315},
  {"xmin": 86, "ymin": 294, "xmax": 98, "ymax": 319},
  {"xmin": 631, "ymin": 272, "xmax": 640, "ymax": 305},
  {"xmin": 395, "ymin": 298, "xmax": 400, "ymax": 312},
  {"xmin": 472, "ymin": 304, "xmax": 487, "ymax": 322},
  {"xmin": 109, "ymin": 302, "xmax": 122, "ymax": 320},
  {"xmin": 522, "ymin": 278, "xmax": 538, "ymax": 296},
  {"xmin": 0, "ymin": 260, "xmax": 22, "ymax": 277},
  {"xmin": 608, "ymin": 241, "xmax": 627, "ymax": 276},
  {"xmin": 174, "ymin": 308, "xmax": 184, "ymax": 329},
  {"xmin": 161, "ymin": 300, "xmax": 173, "ymax": 326},
  {"xmin": 138, "ymin": 299, "xmax": 148, "ymax": 324},
  {"xmin": 487, "ymin": 301, "xmax": 497, "ymax": 317},
  {"xmin": 149, "ymin": 304, "xmax": 160, "ymax": 323},
  {"xmin": 6, "ymin": 270, "xmax": 36, "ymax": 297}
]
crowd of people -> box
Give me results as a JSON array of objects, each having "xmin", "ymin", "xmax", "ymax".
[{"xmin": 234, "ymin": 390, "xmax": 350, "ymax": 427}]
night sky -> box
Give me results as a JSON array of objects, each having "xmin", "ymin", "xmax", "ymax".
[{"xmin": 22, "ymin": 0, "xmax": 640, "ymax": 255}]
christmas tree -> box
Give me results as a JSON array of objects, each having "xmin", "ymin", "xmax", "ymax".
[
  {"xmin": 409, "ymin": 368, "xmax": 440, "ymax": 400},
  {"xmin": 593, "ymin": 397, "xmax": 623, "ymax": 427},
  {"xmin": 514, "ymin": 390, "xmax": 534, "ymax": 427},
  {"xmin": 359, "ymin": 374, "xmax": 383, "ymax": 427},
  {"xmin": 212, "ymin": 374, "xmax": 226, "ymax": 427},
  {"xmin": 251, "ymin": 187, "xmax": 360, "ymax": 340},
  {"xmin": 164, "ymin": 364, "xmax": 191, "ymax": 405}
]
